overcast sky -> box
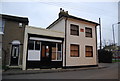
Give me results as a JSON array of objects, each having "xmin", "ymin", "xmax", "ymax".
[{"xmin": 1, "ymin": 1, "xmax": 119, "ymax": 47}]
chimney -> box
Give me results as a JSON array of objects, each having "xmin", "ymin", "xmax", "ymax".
[{"xmin": 58, "ymin": 8, "xmax": 69, "ymax": 18}]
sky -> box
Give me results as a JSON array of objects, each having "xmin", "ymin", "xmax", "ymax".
[{"xmin": 0, "ymin": 1, "xmax": 119, "ymax": 47}]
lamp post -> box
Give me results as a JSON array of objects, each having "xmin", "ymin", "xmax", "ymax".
[{"xmin": 112, "ymin": 22, "xmax": 120, "ymax": 62}]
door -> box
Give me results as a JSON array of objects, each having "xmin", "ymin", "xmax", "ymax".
[
  {"xmin": 10, "ymin": 45, "xmax": 19, "ymax": 66},
  {"xmin": 41, "ymin": 43, "xmax": 51, "ymax": 68}
]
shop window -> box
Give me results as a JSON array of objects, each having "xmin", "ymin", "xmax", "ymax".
[
  {"xmin": 52, "ymin": 43, "xmax": 62, "ymax": 61},
  {"xmin": 28, "ymin": 40, "xmax": 34, "ymax": 50},
  {"xmin": 57, "ymin": 43, "xmax": 62, "ymax": 60},
  {"xmin": 28, "ymin": 40, "xmax": 41, "ymax": 61},
  {"xmin": 35, "ymin": 41, "xmax": 40, "ymax": 50},
  {"xmin": 28, "ymin": 40, "xmax": 41, "ymax": 50}
]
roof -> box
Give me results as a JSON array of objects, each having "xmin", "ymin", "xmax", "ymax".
[
  {"xmin": 26, "ymin": 26, "xmax": 64, "ymax": 39},
  {"xmin": 47, "ymin": 10, "xmax": 99, "ymax": 29},
  {"xmin": 68, "ymin": 15, "xmax": 99, "ymax": 25},
  {"xmin": 0, "ymin": 14, "xmax": 29, "ymax": 25}
]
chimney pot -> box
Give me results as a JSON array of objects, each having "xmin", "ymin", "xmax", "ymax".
[{"xmin": 66, "ymin": 11, "xmax": 68, "ymax": 14}]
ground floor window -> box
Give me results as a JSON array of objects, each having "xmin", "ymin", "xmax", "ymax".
[
  {"xmin": 85, "ymin": 46, "xmax": 93, "ymax": 57},
  {"xmin": 70, "ymin": 44, "xmax": 79, "ymax": 57},
  {"xmin": 28, "ymin": 39, "xmax": 62, "ymax": 61},
  {"xmin": 28, "ymin": 40, "xmax": 41, "ymax": 61},
  {"xmin": 52, "ymin": 43, "xmax": 62, "ymax": 61}
]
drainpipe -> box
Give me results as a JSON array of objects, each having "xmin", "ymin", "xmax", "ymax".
[
  {"xmin": 95, "ymin": 25, "xmax": 99, "ymax": 65},
  {"xmin": 64, "ymin": 17, "xmax": 67, "ymax": 68}
]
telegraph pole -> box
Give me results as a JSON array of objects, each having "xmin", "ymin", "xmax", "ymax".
[
  {"xmin": 99, "ymin": 18, "xmax": 102, "ymax": 50},
  {"xmin": 112, "ymin": 24, "xmax": 116, "ymax": 62},
  {"xmin": 112, "ymin": 24, "xmax": 115, "ymax": 45}
]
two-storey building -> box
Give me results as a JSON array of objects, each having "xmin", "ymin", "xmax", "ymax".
[
  {"xmin": 47, "ymin": 8, "xmax": 99, "ymax": 68},
  {"xmin": 1, "ymin": 14, "xmax": 28, "ymax": 69}
]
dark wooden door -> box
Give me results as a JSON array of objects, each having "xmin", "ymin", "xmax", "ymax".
[{"xmin": 41, "ymin": 42, "xmax": 52, "ymax": 68}]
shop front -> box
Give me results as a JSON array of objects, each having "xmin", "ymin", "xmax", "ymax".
[{"xmin": 26, "ymin": 36, "xmax": 63, "ymax": 69}]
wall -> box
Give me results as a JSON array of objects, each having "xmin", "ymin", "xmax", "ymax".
[
  {"xmin": 48, "ymin": 18, "xmax": 65, "ymax": 33},
  {"xmin": 66, "ymin": 18, "xmax": 97, "ymax": 66}
]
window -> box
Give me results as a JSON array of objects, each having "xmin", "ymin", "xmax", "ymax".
[
  {"xmin": 28, "ymin": 40, "xmax": 34, "ymax": 50},
  {"xmin": 19, "ymin": 23, "xmax": 23, "ymax": 27},
  {"xmin": 70, "ymin": 24, "xmax": 79, "ymax": 36},
  {"xmin": 57, "ymin": 43, "xmax": 62, "ymax": 60},
  {"xmin": 85, "ymin": 27, "xmax": 92, "ymax": 38},
  {"xmin": 28, "ymin": 40, "xmax": 41, "ymax": 50},
  {"xmin": 28, "ymin": 40, "xmax": 41, "ymax": 61},
  {"xmin": 35, "ymin": 41, "xmax": 40, "ymax": 50},
  {"xmin": 0, "ymin": 18, "xmax": 5, "ymax": 32},
  {"xmin": 12, "ymin": 45, "xmax": 19, "ymax": 57},
  {"xmin": 70, "ymin": 44, "xmax": 79, "ymax": 57},
  {"xmin": 85, "ymin": 46, "xmax": 93, "ymax": 57},
  {"xmin": 52, "ymin": 43, "xmax": 62, "ymax": 61},
  {"xmin": 52, "ymin": 47, "xmax": 57, "ymax": 60}
]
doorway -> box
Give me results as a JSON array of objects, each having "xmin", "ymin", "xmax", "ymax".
[
  {"xmin": 41, "ymin": 42, "xmax": 55, "ymax": 68},
  {"xmin": 10, "ymin": 45, "xmax": 19, "ymax": 66}
]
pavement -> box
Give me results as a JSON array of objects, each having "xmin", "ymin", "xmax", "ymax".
[{"xmin": 2, "ymin": 63, "xmax": 108, "ymax": 75}]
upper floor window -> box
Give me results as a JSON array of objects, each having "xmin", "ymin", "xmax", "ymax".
[
  {"xmin": 70, "ymin": 44, "xmax": 79, "ymax": 57},
  {"xmin": 0, "ymin": 18, "xmax": 5, "ymax": 33},
  {"xmin": 70, "ymin": 24, "xmax": 79, "ymax": 36},
  {"xmin": 85, "ymin": 27, "xmax": 92, "ymax": 38},
  {"xmin": 85, "ymin": 46, "xmax": 93, "ymax": 57},
  {"xmin": 19, "ymin": 23, "xmax": 23, "ymax": 27}
]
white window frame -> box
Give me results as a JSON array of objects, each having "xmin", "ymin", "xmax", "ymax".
[
  {"xmin": 19, "ymin": 23, "xmax": 23, "ymax": 27},
  {"xmin": 52, "ymin": 43, "xmax": 62, "ymax": 61},
  {"xmin": 27, "ymin": 40, "xmax": 41, "ymax": 61}
]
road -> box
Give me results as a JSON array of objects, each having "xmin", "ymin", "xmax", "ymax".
[{"xmin": 2, "ymin": 63, "xmax": 119, "ymax": 79}]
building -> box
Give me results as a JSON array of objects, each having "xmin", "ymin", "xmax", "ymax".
[
  {"xmin": 1, "ymin": 14, "xmax": 28, "ymax": 69},
  {"xmin": 118, "ymin": 2, "xmax": 120, "ymax": 46},
  {"xmin": 47, "ymin": 8, "xmax": 99, "ymax": 68},
  {"xmin": 0, "ymin": 34, "xmax": 2, "ymax": 59},
  {"xmin": 22, "ymin": 26, "xmax": 64, "ymax": 70},
  {"xmin": 22, "ymin": 9, "xmax": 99, "ymax": 70},
  {"xmin": 0, "ymin": 15, "xmax": 4, "ymax": 66}
]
